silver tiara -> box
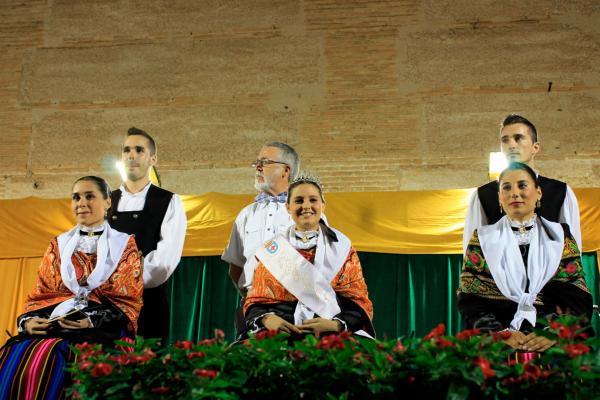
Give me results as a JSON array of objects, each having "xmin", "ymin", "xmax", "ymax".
[{"xmin": 290, "ymin": 170, "xmax": 322, "ymax": 190}]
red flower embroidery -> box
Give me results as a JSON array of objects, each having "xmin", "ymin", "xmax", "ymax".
[
  {"xmin": 468, "ymin": 252, "xmax": 480, "ymax": 265},
  {"xmin": 151, "ymin": 387, "xmax": 170, "ymax": 394},
  {"xmin": 565, "ymin": 262, "xmax": 577, "ymax": 274}
]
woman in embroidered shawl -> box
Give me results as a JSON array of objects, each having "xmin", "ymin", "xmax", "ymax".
[
  {"xmin": 0, "ymin": 176, "xmax": 143, "ymax": 400},
  {"xmin": 243, "ymin": 172, "xmax": 374, "ymax": 338},
  {"xmin": 458, "ymin": 162, "xmax": 592, "ymax": 352}
]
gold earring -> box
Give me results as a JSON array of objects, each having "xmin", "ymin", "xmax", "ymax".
[
  {"xmin": 536, "ymin": 199, "xmax": 541, "ymax": 208},
  {"xmin": 499, "ymin": 203, "xmax": 503, "ymax": 214}
]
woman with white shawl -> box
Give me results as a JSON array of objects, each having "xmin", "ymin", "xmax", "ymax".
[
  {"xmin": 458, "ymin": 163, "xmax": 592, "ymax": 352},
  {"xmin": 243, "ymin": 172, "xmax": 374, "ymax": 338},
  {"xmin": 0, "ymin": 176, "xmax": 143, "ymax": 400}
]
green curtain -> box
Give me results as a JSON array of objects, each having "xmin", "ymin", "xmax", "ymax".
[{"xmin": 168, "ymin": 253, "xmax": 600, "ymax": 343}]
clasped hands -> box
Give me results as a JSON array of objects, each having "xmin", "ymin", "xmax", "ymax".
[
  {"xmin": 504, "ymin": 330, "xmax": 556, "ymax": 352},
  {"xmin": 262, "ymin": 314, "xmax": 342, "ymax": 335},
  {"xmin": 24, "ymin": 317, "xmax": 92, "ymax": 335}
]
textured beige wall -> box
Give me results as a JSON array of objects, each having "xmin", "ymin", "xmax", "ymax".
[{"xmin": 1, "ymin": 0, "xmax": 599, "ymax": 199}]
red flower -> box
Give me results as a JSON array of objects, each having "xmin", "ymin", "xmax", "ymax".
[
  {"xmin": 435, "ymin": 338, "xmax": 454, "ymax": 349},
  {"xmin": 565, "ymin": 262, "xmax": 577, "ymax": 274},
  {"xmin": 78, "ymin": 360, "xmax": 93, "ymax": 370},
  {"xmin": 91, "ymin": 362, "xmax": 113, "ymax": 377},
  {"xmin": 491, "ymin": 331, "xmax": 512, "ymax": 341},
  {"xmin": 558, "ymin": 326, "xmax": 575, "ymax": 339},
  {"xmin": 523, "ymin": 363, "xmax": 542, "ymax": 380},
  {"xmin": 186, "ymin": 351, "xmax": 206, "ymax": 360},
  {"xmin": 549, "ymin": 321, "xmax": 562, "ymax": 330},
  {"xmin": 473, "ymin": 357, "xmax": 494, "ymax": 379},
  {"xmin": 564, "ymin": 343, "xmax": 590, "ymax": 358},
  {"xmin": 423, "ymin": 323, "xmax": 446, "ymax": 340},
  {"xmin": 214, "ymin": 329, "xmax": 225, "ymax": 340},
  {"xmin": 352, "ymin": 352, "xmax": 364, "ymax": 364},
  {"xmin": 162, "ymin": 354, "xmax": 172, "ymax": 364},
  {"xmin": 386, "ymin": 354, "xmax": 394, "ymax": 363},
  {"xmin": 468, "ymin": 252, "xmax": 480, "ymax": 265},
  {"xmin": 289, "ymin": 350, "xmax": 305, "ymax": 361},
  {"xmin": 198, "ymin": 338, "xmax": 217, "ymax": 346},
  {"xmin": 393, "ymin": 340, "xmax": 406, "ymax": 353},
  {"xmin": 255, "ymin": 329, "xmax": 279, "ymax": 340},
  {"xmin": 75, "ymin": 342, "xmax": 94, "ymax": 352},
  {"xmin": 109, "ymin": 354, "xmax": 131, "ymax": 365},
  {"xmin": 151, "ymin": 387, "xmax": 170, "ymax": 394},
  {"xmin": 316, "ymin": 332, "xmax": 350, "ymax": 350},
  {"xmin": 194, "ymin": 368, "xmax": 218, "ymax": 379},
  {"xmin": 174, "ymin": 340, "xmax": 194, "ymax": 350},
  {"xmin": 456, "ymin": 328, "xmax": 480, "ymax": 340}
]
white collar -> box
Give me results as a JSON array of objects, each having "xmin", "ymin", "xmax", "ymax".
[{"xmin": 120, "ymin": 182, "xmax": 152, "ymax": 198}]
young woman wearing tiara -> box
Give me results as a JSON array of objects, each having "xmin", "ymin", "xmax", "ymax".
[{"xmin": 243, "ymin": 172, "xmax": 374, "ymax": 338}]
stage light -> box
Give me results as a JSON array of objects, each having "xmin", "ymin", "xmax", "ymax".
[
  {"xmin": 489, "ymin": 152, "xmax": 507, "ymax": 181},
  {"xmin": 115, "ymin": 161, "xmax": 127, "ymax": 182},
  {"xmin": 116, "ymin": 161, "xmax": 161, "ymax": 187}
]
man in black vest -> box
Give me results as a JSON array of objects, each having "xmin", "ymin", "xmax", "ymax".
[
  {"xmin": 108, "ymin": 127, "xmax": 187, "ymax": 343},
  {"xmin": 463, "ymin": 114, "xmax": 581, "ymax": 253}
]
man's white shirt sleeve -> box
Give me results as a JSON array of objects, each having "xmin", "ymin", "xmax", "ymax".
[
  {"xmin": 463, "ymin": 190, "xmax": 488, "ymax": 255},
  {"xmin": 560, "ymin": 185, "xmax": 582, "ymax": 251}
]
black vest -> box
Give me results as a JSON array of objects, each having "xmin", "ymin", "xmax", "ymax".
[
  {"xmin": 108, "ymin": 185, "xmax": 173, "ymax": 256},
  {"xmin": 477, "ymin": 175, "xmax": 567, "ymax": 225},
  {"xmin": 107, "ymin": 184, "xmax": 174, "ymax": 341}
]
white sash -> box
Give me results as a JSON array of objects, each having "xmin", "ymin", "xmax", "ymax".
[
  {"xmin": 478, "ymin": 216, "xmax": 564, "ymax": 330},
  {"xmin": 256, "ymin": 236, "xmax": 343, "ymax": 322},
  {"xmin": 51, "ymin": 221, "xmax": 130, "ymax": 319}
]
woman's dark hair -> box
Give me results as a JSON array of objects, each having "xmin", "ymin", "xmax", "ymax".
[
  {"xmin": 498, "ymin": 162, "xmax": 539, "ymax": 188},
  {"xmin": 287, "ymin": 179, "xmax": 325, "ymax": 203},
  {"xmin": 73, "ymin": 176, "xmax": 112, "ymax": 199}
]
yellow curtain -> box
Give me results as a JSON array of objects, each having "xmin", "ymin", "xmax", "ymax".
[
  {"xmin": 2, "ymin": 188, "xmax": 598, "ymax": 258},
  {"xmin": 0, "ymin": 258, "xmax": 41, "ymax": 343},
  {"xmin": 1, "ymin": 188, "xmax": 599, "ymax": 343}
]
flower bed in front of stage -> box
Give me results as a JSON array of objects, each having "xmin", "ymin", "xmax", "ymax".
[{"xmin": 69, "ymin": 317, "xmax": 599, "ymax": 399}]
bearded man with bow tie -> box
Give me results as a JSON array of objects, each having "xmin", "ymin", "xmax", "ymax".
[{"xmin": 222, "ymin": 142, "xmax": 301, "ymax": 297}]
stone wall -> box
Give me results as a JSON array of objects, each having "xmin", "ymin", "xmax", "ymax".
[{"xmin": 1, "ymin": 0, "xmax": 599, "ymax": 198}]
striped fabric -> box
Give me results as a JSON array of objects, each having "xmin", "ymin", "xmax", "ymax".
[{"xmin": 0, "ymin": 338, "xmax": 73, "ymax": 400}]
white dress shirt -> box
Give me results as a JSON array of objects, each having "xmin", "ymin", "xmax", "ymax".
[
  {"xmin": 222, "ymin": 200, "xmax": 294, "ymax": 290},
  {"xmin": 463, "ymin": 184, "xmax": 581, "ymax": 254},
  {"xmin": 117, "ymin": 183, "xmax": 187, "ymax": 288}
]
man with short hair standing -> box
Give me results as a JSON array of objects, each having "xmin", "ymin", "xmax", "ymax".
[
  {"xmin": 223, "ymin": 141, "xmax": 300, "ymax": 296},
  {"xmin": 463, "ymin": 114, "xmax": 581, "ymax": 253},
  {"xmin": 108, "ymin": 127, "xmax": 187, "ymax": 342}
]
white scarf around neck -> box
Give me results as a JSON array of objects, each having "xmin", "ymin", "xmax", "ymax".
[
  {"xmin": 478, "ymin": 215, "xmax": 564, "ymax": 330},
  {"xmin": 51, "ymin": 221, "xmax": 130, "ymax": 319}
]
